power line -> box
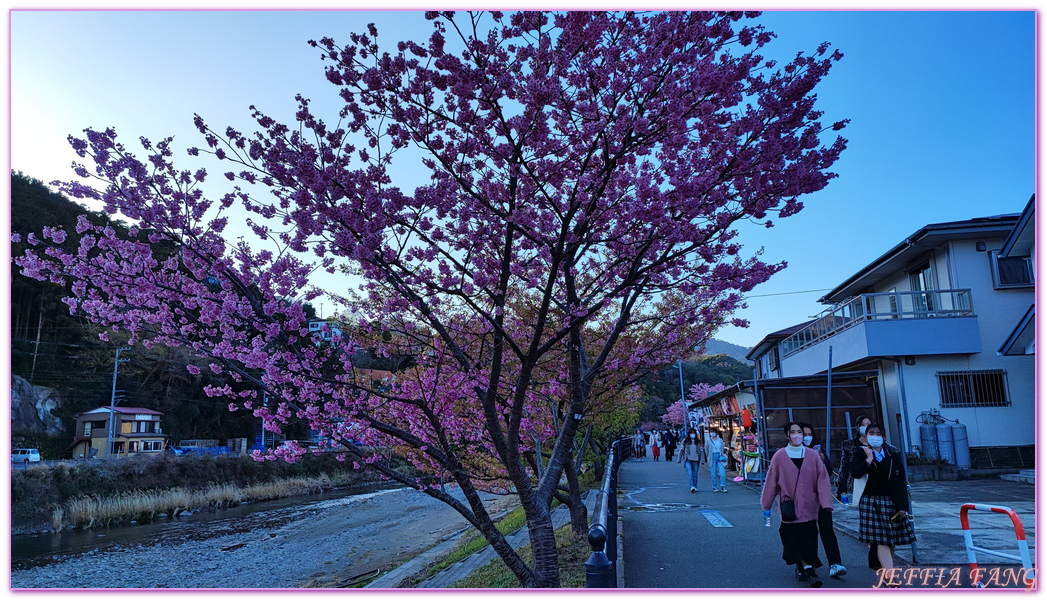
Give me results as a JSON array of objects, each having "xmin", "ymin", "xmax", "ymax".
[{"xmin": 742, "ymin": 288, "xmax": 831, "ymax": 299}]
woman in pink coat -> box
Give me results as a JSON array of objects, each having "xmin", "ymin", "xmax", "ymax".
[{"xmin": 760, "ymin": 421, "xmax": 834, "ymax": 587}]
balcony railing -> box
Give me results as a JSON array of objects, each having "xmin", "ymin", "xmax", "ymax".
[{"xmin": 781, "ymin": 289, "xmax": 975, "ymax": 357}]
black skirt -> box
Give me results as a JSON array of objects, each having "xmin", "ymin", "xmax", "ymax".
[{"xmin": 779, "ymin": 520, "xmax": 822, "ymax": 567}]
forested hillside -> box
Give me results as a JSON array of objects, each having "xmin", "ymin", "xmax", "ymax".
[
  {"xmin": 9, "ymin": 172, "xmax": 275, "ymax": 454},
  {"xmin": 637, "ymin": 353, "xmax": 754, "ymax": 424}
]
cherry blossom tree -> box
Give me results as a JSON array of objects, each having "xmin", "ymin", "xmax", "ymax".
[
  {"xmin": 16, "ymin": 11, "xmax": 846, "ymax": 587},
  {"xmin": 662, "ymin": 382, "xmax": 728, "ymax": 427}
]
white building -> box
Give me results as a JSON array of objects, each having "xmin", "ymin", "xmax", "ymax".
[{"xmin": 747, "ymin": 198, "xmax": 1035, "ymax": 468}]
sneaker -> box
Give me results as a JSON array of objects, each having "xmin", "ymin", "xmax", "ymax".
[
  {"xmin": 795, "ymin": 566, "xmax": 810, "ymax": 581},
  {"xmin": 829, "ymin": 563, "xmax": 847, "ymax": 578},
  {"xmin": 806, "ymin": 568, "xmax": 822, "ymax": 588},
  {"xmin": 690, "ymin": 487, "xmax": 696, "ymax": 493},
  {"xmin": 721, "ymin": 487, "xmax": 728, "ymax": 493}
]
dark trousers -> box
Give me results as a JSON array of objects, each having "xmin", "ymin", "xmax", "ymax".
[
  {"xmin": 665, "ymin": 447, "xmax": 675, "ymax": 461},
  {"xmin": 818, "ymin": 507, "xmax": 842, "ymax": 565}
]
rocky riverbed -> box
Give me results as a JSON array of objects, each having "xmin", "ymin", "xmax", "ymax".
[{"xmin": 11, "ymin": 487, "xmax": 519, "ymax": 589}]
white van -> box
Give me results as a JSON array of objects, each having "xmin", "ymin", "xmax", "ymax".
[{"xmin": 11, "ymin": 448, "xmax": 41, "ymax": 463}]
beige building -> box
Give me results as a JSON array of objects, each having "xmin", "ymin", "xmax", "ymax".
[{"xmin": 69, "ymin": 406, "xmax": 168, "ymax": 459}]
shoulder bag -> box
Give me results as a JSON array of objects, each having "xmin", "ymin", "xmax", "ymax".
[{"xmin": 779, "ymin": 457, "xmax": 802, "ymax": 521}]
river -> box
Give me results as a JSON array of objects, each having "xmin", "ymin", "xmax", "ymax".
[{"xmin": 11, "ymin": 483, "xmax": 400, "ymax": 571}]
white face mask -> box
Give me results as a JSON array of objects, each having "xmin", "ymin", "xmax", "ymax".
[
  {"xmin": 867, "ymin": 435, "xmax": 884, "ymax": 448},
  {"xmin": 802, "ymin": 436, "xmax": 813, "ymax": 447},
  {"xmin": 789, "ymin": 433, "xmax": 804, "ymax": 446},
  {"xmin": 689, "ymin": 434, "xmax": 696, "ymax": 439},
  {"xmin": 859, "ymin": 425, "xmax": 868, "ymax": 435}
]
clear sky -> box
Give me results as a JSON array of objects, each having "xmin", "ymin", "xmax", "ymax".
[{"xmin": 6, "ymin": 8, "xmax": 1038, "ymax": 350}]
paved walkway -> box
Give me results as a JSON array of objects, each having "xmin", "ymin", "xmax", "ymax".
[
  {"xmin": 618, "ymin": 456, "xmax": 1036, "ymax": 588},
  {"xmin": 367, "ymin": 491, "xmax": 596, "ymax": 588}
]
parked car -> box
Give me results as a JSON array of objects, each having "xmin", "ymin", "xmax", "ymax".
[{"xmin": 11, "ymin": 448, "xmax": 41, "ymax": 463}]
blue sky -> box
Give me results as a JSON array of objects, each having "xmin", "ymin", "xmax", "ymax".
[{"xmin": 7, "ymin": 9, "xmax": 1037, "ymax": 350}]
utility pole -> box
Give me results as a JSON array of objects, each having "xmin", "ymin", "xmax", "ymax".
[
  {"xmin": 677, "ymin": 360, "xmax": 688, "ymax": 438},
  {"xmin": 106, "ymin": 348, "xmax": 130, "ymax": 459},
  {"xmin": 825, "ymin": 346, "xmax": 833, "ymax": 460},
  {"xmin": 28, "ymin": 308, "xmax": 42, "ymax": 386}
]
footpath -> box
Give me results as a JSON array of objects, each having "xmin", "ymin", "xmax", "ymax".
[{"xmin": 618, "ymin": 457, "xmax": 1036, "ymax": 589}]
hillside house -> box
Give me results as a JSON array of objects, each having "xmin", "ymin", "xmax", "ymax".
[
  {"xmin": 68, "ymin": 407, "xmax": 168, "ymax": 459},
  {"xmin": 746, "ymin": 199, "xmax": 1036, "ymax": 469}
]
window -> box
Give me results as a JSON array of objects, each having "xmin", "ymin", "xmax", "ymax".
[
  {"xmin": 989, "ymin": 251, "xmax": 1034, "ymax": 289},
  {"xmin": 909, "ymin": 263, "xmax": 935, "ymax": 312},
  {"xmin": 83, "ymin": 422, "xmax": 92, "ymax": 437},
  {"xmin": 769, "ymin": 346, "xmax": 780, "ymax": 372},
  {"xmin": 936, "ymin": 370, "xmax": 1010, "ymax": 407},
  {"xmin": 141, "ymin": 441, "xmax": 163, "ymax": 452}
]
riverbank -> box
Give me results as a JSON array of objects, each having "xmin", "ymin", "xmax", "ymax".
[
  {"xmin": 11, "ymin": 453, "xmax": 385, "ymax": 534},
  {"xmin": 11, "ymin": 486, "xmax": 521, "ymax": 588}
]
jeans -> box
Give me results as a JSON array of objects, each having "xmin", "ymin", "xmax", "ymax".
[
  {"xmin": 684, "ymin": 460, "xmax": 700, "ymax": 489},
  {"xmin": 710, "ymin": 453, "xmax": 726, "ymax": 489}
]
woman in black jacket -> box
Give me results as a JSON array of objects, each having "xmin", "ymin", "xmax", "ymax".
[{"xmin": 850, "ymin": 423, "xmax": 915, "ymax": 585}]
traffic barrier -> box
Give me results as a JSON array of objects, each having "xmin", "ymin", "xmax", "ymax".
[{"xmin": 959, "ymin": 503, "xmax": 1034, "ymax": 588}]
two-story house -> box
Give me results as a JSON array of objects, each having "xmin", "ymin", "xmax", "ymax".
[
  {"xmin": 69, "ymin": 406, "xmax": 169, "ymax": 459},
  {"xmin": 746, "ymin": 199, "xmax": 1035, "ymax": 469}
]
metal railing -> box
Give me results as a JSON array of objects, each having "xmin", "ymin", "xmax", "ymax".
[
  {"xmin": 781, "ymin": 289, "xmax": 975, "ymax": 357},
  {"xmin": 585, "ymin": 437, "xmax": 627, "ymax": 588}
]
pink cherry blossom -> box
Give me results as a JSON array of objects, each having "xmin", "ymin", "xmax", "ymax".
[{"xmin": 16, "ymin": 11, "xmax": 846, "ymax": 587}]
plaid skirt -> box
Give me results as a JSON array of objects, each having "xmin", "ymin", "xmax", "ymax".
[{"xmin": 858, "ymin": 494, "xmax": 916, "ymax": 547}]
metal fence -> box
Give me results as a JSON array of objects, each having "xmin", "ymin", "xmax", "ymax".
[{"xmin": 585, "ymin": 437, "xmax": 628, "ymax": 588}]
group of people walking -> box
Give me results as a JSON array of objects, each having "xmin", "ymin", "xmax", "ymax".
[
  {"xmin": 634, "ymin": 427, "xmax": 729, "ymax": 492},
  {"xmin": 761, "ymin": 416, "xmax": 915, "ymax": 587}
]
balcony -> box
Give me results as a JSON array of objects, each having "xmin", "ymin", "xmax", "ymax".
[{"xmin": 779, "ymin": 290, "xmax": 980, "ymax": 368}]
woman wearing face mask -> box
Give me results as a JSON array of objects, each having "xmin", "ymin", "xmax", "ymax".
[
  {"xmin": 800, "ymin": 423, "xmax": 847, "ymax": 579},
  {"xmin": 678, "ymin": 430, "xmax": 703, "ymax": 492},
  {"xmin": 850, "ymin": 423, "xmax": 914, "ymax": 586},
  {"xmin": 706, "ymin": 429, "xmax": 727, "ymax": 492},
  {"xmin": 837, "ymin": 415, "xmax": 872, "ymax": 503},
  {"xmin": 760, "ymin": 422, "xmax": 834, "ymax": 587}
]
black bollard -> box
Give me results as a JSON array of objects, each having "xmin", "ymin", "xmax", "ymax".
[{"xmin": 585, "ymin": 524, "xmax": 616, "ymax": 587}]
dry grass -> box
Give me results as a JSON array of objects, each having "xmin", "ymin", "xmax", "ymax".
[
  {"xmin": 450, "ymin": 524, "xmax": 590, "ymax": 588},
  {"xmin": 60, "ymin": 475, "xmax": 342, "ymax": 529},
  {"xmin": 50, "ymin": 506, "xmax": 64, "ymax": 532}
]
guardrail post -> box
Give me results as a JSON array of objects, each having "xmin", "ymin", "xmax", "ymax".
[
  {"xmin": 960, "ymin": 503, "xmax": 1035, "ymax": 588},
  {"xmin": 585, "ymin": 523, "xmax": 615, "ymax": 588}
]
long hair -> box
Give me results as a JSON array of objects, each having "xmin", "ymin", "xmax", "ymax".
[
  {"xmin": 797, "ymin": 421, "xmax": 819, "ymax": 446},
  {"xmin": 681, "ymin": 430, "xmax": 701, "ymax": 450}
]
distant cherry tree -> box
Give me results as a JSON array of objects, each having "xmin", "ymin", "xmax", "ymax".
[
  {"xmin": 17, "ymin": 11, "xmax": 846, "ymax": 587},
  {"xmin": 662, "ymin": 382, "xmax": 729, "ymax": 427}
]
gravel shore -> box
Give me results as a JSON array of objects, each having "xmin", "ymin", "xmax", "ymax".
[{"xmin": 11, "ymin": 487, "xmax": 519, "ymax": 589}]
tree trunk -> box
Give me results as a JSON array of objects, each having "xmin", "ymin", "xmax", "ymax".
[
  {"xmin": 525, "ymin": 508, "xmax": 561, "ymax": 587},
  {"xmin": 563, "ymin": 449, "xmax": 588, "ymax": 534}
]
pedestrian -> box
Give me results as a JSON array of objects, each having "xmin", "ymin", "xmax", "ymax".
[
  {"xmin": 706, "ymin": 429, "xmax": 727, "ymax": 492},
  {"xmin": 850, "ymin": 423, "xmax": 915, "ymax": 587},
  {"xmin": 760, "ymin": 422, "xmax": 834, "ymax": 587},
  {"xmin": 663, "ymin": 428, "xmax": 677, "ymax": 462},
  {"xmin": 633, "ymin": 428, "xmax": 646, "ymax": 460},
  {"xmin": 678, "ymin": 429, "xmax": 703, "ymax": 492},
  {"xmin": 837, "ymin": 414, "xmax": 872, "ymax": 502},
  {"xmin": 651, "ymin": 431, "xmax": 663, "ymax": 461},
  {"xmin": 800, "ymin": 422, "xmax": 848, "ymax": 579}
]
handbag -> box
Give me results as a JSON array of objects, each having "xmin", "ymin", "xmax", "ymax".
[
  {"xmin": 779, "ymin": 457, "xmax": 803, "ymax": 521},
  {"xmin": 851, "ymin": 474, "xmax": 868, "ymax": 507},
  {"xmin": 719, "ymin": 453, "xmax": 728, "ymax": 463}
]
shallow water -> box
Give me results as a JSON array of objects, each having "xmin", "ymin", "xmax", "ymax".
[{"xmin": 11, "ymin": 483, "xmax": 402, "ymax": 570}]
